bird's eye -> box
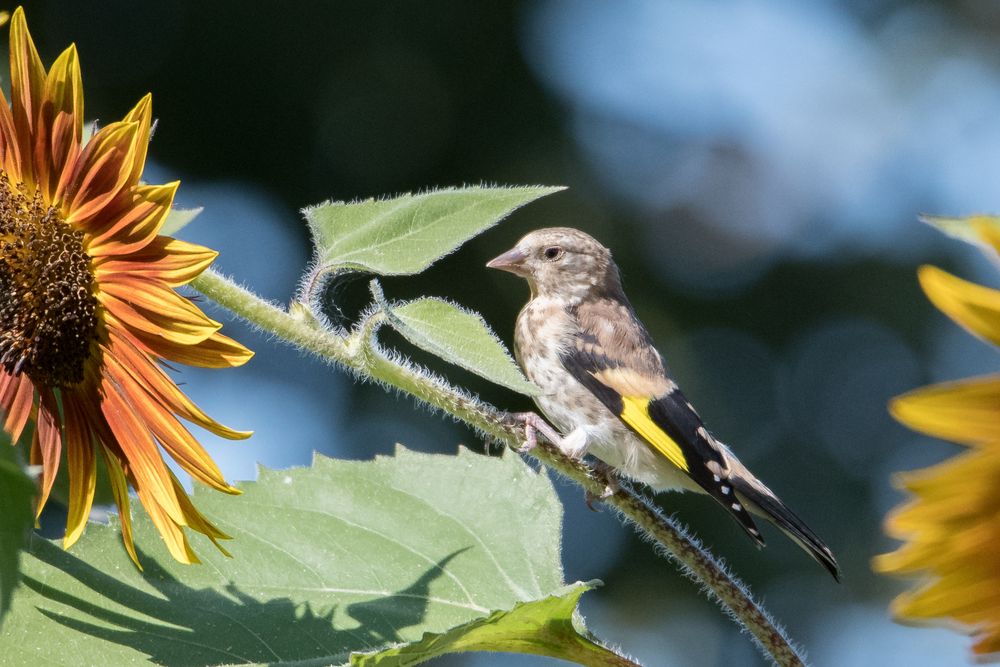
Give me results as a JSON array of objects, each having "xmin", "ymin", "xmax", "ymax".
[{"xmin": 543, "ymin": 246, "xmax": 563, "ymax": 261}]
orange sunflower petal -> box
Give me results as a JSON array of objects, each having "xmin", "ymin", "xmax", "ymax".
[
  {"xmin": 918, "ymin": 265, "xmax": 1000, "ymax": 348},
  {"xmin": 99, "ymin": 372, "xmax": 186, "ymax": 527},
  {"xmin": 95, "ymin": 237, "xmax": 218, "ymax": 287},
  {"xmin": 103, "ymin": 346, "xmax": 236, "ymax": 493},
  {"xmin": 7, "ymin": 7, "xmax": 44, "ymax": 187},
  {"xmin": 0, "ymin": 370, "xmax": 35, "ymax": 442},
  {"xmin": 30, "ymin": 388, "xmax": 62, "ymax": 519},
  {"xmin": 0, "ymin": 87, "xmax": 23, "ymax": 177},
  {"xmin": 62, "ymin": 394, "xmax": 96, "ymax": 549},
  {"xmin": 889, "ymin": 375, "xmax": 1000, "ymax": 446},
  {"xmin": 37, "ymin": 43, "xmax": 83, "ymax": 202},
  {"xmin": 101, "ymin": 276, "xmax": 221, "ymax": 333},
  {"xmin": 108, "ymin": 328, "xmax": 250, "ymax": 440},
  {"xmin": 101, "ymin": 288, "xmax": 221, "ymax": 346},
  {"xmin": 85, "ymin": 182, "xmax": 178, "ymax": 255}
]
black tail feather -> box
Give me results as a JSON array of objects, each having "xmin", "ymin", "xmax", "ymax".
[{"xmin": 730, "ymin": 476, "xmax": 841, "ymax": 581}]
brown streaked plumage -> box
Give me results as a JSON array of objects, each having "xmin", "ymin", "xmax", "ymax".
[{"xmin": 488, "ymin": 227, "xmax": 840, "ymax": 580}]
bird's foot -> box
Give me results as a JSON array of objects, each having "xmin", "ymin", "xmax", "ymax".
[
  {"xmin": 510, "ymin": 412, "xmax": 564, "ymax": 454},
  {"xmin": 585, "ymin": 461, "xmax": 620, "ymax": 511}
]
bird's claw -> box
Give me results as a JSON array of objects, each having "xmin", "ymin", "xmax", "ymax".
[{"xmin": 510, "ymin": 412, "xmax": 560, "ymax": 453}]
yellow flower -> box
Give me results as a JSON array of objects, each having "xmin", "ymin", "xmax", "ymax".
[
  {"xmin": 874, "ymin": 215, "xmax": 1000, "ymax": 657},
  {"xmin": 0, "ymin": 8, "xmax": 252, "ymax": 565}
]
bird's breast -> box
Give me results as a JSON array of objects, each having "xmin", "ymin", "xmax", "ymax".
[{"xmin": 515, "ymin": 298, "xmax": 615, "ymax": 433}]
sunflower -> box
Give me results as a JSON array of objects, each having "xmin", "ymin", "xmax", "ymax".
[
  {"xmin": 0, "ymin": 8, "xmax": 252, "ymax": 565},
  {"xmin": 874, "ymin": 214, "xmax": 1000, "ymax": 658}
]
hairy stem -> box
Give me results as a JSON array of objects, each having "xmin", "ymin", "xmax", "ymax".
[{"xmin": 191, "ymin": 268, "xmax": 806, "ymax": 667}]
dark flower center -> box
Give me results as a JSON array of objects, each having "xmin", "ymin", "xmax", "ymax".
[{"xmin": 0, "ymin": 175, "xmax": 99, "ymax": 387}]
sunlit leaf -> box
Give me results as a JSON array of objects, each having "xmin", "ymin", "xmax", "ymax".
[
  {"xmin": 161, "ymin": 206, "xmax": 204, "ymax": 236},
  {"xmin": 0, "ymin": 447, "xmax": 618, "ymax": 666},
  {"xmin": 0, "ymin": 441, "xmax": 35, "ymax": 627},
  {"xmin": 375, "ymin": 285, "xmax": 538, "ymax": 396},
  {"xmin": 303, "ymin": 185, "xmax": 563, "ymax": 281},
  {"xmin": 353, "ymin": 582, "xmax": 627, "ymax": 666}
]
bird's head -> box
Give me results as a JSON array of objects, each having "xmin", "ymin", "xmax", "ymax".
[{"xmin": 486, "ymin": 227, "xmax": 622, "ymax": 302}]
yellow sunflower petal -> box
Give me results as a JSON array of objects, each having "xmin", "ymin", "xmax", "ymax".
[
  {"xmin": 62, "ymin": 394, "xmax": 96, "ymax": 549},
  {"xmin": 918, "ymin": 265, "xmax": 1000, "ymax": 348},
  {"xmin": 889, "ymin": 375, "xmax": 1000, "ymax": 446},
  {"xmin": 120, "ymin": 93, "xmax": 152, "ymax": 186},
  {"xmin": 37, "ymin": 43, "xmax": 83, "ymax": 202},
  {"xmin": 131, "ymin": 328, "xmax": 255, "ymax": 370},
  {"xmin": 64, "ymin": 120, "xmax": 140, "ymax": 225},
  {"xmin": 95, "ymin": 237, "xmax": 218, "ymax": 287},
  {"xmin": 99, "ymin": 444, "xmax": 140, "ymax": 568},
  {"xmin": 7, "ymin": 7, "xmax": 44, "ymax": 186},
  {"xmin": 138, "ymin": 486, "xmax": 199, "ymax": 564},
  {"xmin": 971, "ymin": 218, "xmax": 1000, "ymax": 259},
  {"xmin": 894, "ymin": 577, "xmax": 1000, "ymax": 635},
  {"xmin": 169, "ymin": 471, "xmax": 233, "ymax": 551}
]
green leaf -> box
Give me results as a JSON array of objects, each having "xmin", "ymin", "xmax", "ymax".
[
  {"xmin": 161, "ymin": 206, "xmax": 204, "ymax": 236},
  {"xmin": 1, "ymin": 447, "xmax": 620, "ymax": 666},
  {"xmin": 920, "ymin": 213, "xmax": 1000, "ymax": 256},
  {"xmin": 374, "ymin": 285, "xmax": 538, "ymax": 396},
  {"xmin": 303, "ymin": 185, "xmax": 563, "ymax": 279},
  {"xmin": 0, "ymin": 441, "xmax": 35, "ymax": 627},
  {"xmin": 353, "ymin": 582, "xmax": 627, "ymax": 666}
]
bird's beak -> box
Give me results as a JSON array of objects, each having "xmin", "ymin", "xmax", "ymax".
[{"xmin": 486, "ymin": 247, "xmax": 528, "ymax": 275}]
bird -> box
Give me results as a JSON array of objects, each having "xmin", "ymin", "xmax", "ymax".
[{"xmin": 486, "ymin": 227, "xmax": 840, "ymax": 580}]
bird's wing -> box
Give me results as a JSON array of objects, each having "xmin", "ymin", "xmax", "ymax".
[{"xmin": 562, "ymin": 298, "xmax": 765, "ymax": 546}]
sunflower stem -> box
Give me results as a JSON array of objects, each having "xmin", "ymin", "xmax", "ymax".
[{"xmin": 192, "ymin": 267, "xmax": 806, "ymax": 667}]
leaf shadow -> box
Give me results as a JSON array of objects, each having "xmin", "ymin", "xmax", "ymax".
[{"xmin": 23, "ymin": 538, "xmax": 470, "ymax": 666}]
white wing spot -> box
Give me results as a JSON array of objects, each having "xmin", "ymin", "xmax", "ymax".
[
  {"xmin": 731, "ymin": 502, "xmax": 742, "ymax": 511},
  {"xmin": 721, "ymin": 485, "xmax": 730, "ymax": 495}
]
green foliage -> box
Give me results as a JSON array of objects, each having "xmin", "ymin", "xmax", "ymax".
[
  {"xmin": 304, "ymin": 186, "xmax": 563, "ymax": 278},
  {"xmin": 353, "ymin": 582, "xmax": 624, "ymax": 666},
  {"xmin": 375, "ymin": 285, "xmax": 539, "ymax": 396},
  {"xmin": 0, "ymin": 442, "xmax": 34, "ymax": 627},
  {"xmin": 1, "ymin": 447, "xmax": 617, "ymax": 666}
]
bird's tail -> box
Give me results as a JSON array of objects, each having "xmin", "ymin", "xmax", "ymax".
[{"xmin": 729, "ymin": 473, "xmax": 841, "ymax": 581}]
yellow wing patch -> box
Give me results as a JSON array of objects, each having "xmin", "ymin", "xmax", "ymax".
[{"xmin": 619, "ymin": 395, "xmax": 690, "ymax": 472}]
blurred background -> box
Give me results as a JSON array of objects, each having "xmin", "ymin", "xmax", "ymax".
[{"xmin": 16, "ymin": 0, "xmax": 1000, "ymax": 664}]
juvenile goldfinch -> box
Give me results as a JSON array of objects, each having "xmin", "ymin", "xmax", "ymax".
[{"xmin": 487, "ymin": 227, "xmax": 840, "ymax": 580}]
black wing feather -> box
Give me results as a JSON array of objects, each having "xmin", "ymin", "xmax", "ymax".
[{"xmin": 560, "ymin": 336, "xmax": 766, "ymax": 547}]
